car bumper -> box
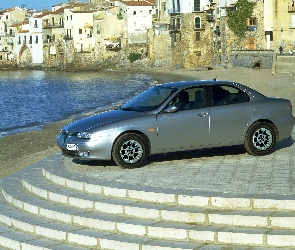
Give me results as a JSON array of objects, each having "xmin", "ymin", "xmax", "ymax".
[
  {"xmin": 56, "ymin": 134, "xmax": 113, "ymax": 160},
  {"xmin": 275, "ymin": 115, "xmax": 295, "ymax": 142}
]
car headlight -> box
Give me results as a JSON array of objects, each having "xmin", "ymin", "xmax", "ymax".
[{"xmin": 77, "ymin": 131, "xmax": 92, "ymax": 139}]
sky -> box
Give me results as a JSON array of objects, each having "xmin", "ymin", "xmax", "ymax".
[{"xmin": 0, "ymin": 1, "xmax": 85, "ymax": 11}]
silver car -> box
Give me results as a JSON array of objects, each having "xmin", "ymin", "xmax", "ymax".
[{"xmin": 56, "ymin": 80, "xmax": 295, "ymax": 168}]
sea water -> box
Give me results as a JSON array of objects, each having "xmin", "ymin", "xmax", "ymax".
[{"xmin": 0, "ymin": 70, "xmax": 153, "ymax": 138}]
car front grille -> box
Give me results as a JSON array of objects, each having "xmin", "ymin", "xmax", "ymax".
[{"xmin": 62, "ymin": 149, "xmax": 79, "ymax": 157}]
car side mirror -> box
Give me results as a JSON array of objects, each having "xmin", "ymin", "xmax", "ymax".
[{"xmin": 164, "ymin": 105, "xmax": 178, "ymax": 113}]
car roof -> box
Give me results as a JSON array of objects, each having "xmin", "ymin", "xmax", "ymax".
[{"xmin": 157, "ymin": 80, "xmax": 237, "ymax": 89}]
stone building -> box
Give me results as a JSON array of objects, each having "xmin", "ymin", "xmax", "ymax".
[
  {"xmin": 271, "ymin": 0, "xmax": 295, "ymax": 52},
  {"xmin": 162, "ymin": 0, "xmax": 215, "ymax": 68}
]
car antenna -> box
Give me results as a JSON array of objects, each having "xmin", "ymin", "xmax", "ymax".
[{"xmin": 213, "ymin": 76, "xmax": 217, "ymax": 81}]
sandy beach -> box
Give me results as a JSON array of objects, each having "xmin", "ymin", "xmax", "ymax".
[{"xmin": 1, "ymin": 66, "xmax": 294, "ymax": 178}]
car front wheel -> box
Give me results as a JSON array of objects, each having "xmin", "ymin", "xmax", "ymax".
[
  {"xmin": 245, "ymin": 122, "xmax": 277, "ymax": 156},
  {"xmin": 112, "ymin": 133, "xmax": 148, "ymax": 168}
]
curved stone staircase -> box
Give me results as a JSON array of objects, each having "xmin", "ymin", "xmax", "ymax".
[{"xmin": 0, "ymin": 153, "xmax": 295, "ymax": 249}]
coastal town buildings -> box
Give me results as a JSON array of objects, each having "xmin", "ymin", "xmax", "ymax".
[
  {"xmin": 0, "ymin": 0, "xmax": 294, "ymax": 70},
  {"xmin": 0, "ymin": 7, "xmax": 26, "ymax": 60}
]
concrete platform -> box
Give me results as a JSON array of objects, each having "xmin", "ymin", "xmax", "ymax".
[{"xmin": 0, "ymin": 127, "xmax": 294, "ymax": 249}]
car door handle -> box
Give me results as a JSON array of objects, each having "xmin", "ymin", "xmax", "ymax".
[{"xmin": 198, "ymin": 112, "xmax": 209, "ymax": 117}]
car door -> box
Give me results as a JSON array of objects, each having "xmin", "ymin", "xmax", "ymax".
[
  {"xmin": 155, "ymin": 87, "xmax": 210, "ymax": 152},
  {"xmin": 209, "ymin": 84, "xmax": 255, "ymax": 146}
]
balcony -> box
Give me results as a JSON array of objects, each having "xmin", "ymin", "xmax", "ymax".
[
  {"xmin": 64, "ymin": 35, "xmax": 73, "ymax": 41},
  {"xmin": 170, "ymin": 23, "xmax": 181, "ymax": 30},
  {"xmin": 168, "ymin": 9, "xmax": 180, "ymax": 15},
  {"xmin": 206, "ymin": 14, "xmax": 214, "ymax": 22},
  {"xmin": 247, "ymin": 25, "xmax": 256, "ymax": 31},
  {"xmin": 288, "ymin": 4, "xmax": 295, "ymax": 12},
  {"xmin": 43, "ymin": 23, "xmax": 64, "ymax": 29},
  {"xmin": 194, "ymin": 23, "xmax": 206, "ymax": 30}
]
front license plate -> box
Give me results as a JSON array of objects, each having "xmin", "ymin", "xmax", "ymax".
[{"xmin": 66, "ymin": 144, "xmax": 77, "ymax": 151}]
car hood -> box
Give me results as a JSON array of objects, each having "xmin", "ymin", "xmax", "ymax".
[{"xmin": 63, "ymin": 109, "xmax": 146, "ymax": 132}]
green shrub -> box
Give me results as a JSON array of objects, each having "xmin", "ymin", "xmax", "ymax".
[
  {"xmin": 128, "ymin": 53, "xmax": 142, "ymax": 63},
  {"xmin": 226, "ymin": 0, "xmax": 256, "ymax": 38}
]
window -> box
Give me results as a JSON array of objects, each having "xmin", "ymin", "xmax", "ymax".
[
  {"xmin": 170, "ymin": 87, "xmax": 206, "ymax": 111},
  {"xmin": 133, "ymin": 11, "xmax": 136, "ymax": 15},
  {"xmin": 171, "ymin": 18, "xmax": 176, "ymax": 29},
  {"xmin": 35, "ymin": 35, "xmax": 38, "ymax": 44},
  {"xmin": 211, "ymin": 85, "xmax": 249, "ymax": 106},
  {"xmin": 195, "ymin": 17, "xmax": 201, "ymax": 29},
  {"xmin": 79, "ymin": 29, "xmax": 82, "ymax": 34},
  {"xmin": 97, "ymin": 24, "xmax": 101, "ymax": 34},
  {"xmin": 34, "ymin": 20, "xmax": 38, "ymax": 28},
  {"xmin": 177, "ymin": 17, "xmax": 181, "ymax": 29},
  {"xmin": 196, "ymin": 32, "xmax": 200, "ymax": 41},
  {"xmin": 194, "ymin": 0, "xmax": 200, "ymax": 12},
  {"xmin": 176, "ymin": 0, "xmax": 180, "ymax": 12},
  {"xmin": 246, "ymin": 17, "xmax": 257, "ymax": 31}
]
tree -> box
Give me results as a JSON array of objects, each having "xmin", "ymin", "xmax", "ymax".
[{"xmin": 226, "ymin": 0, "xmax": 256, "ymax": 38}]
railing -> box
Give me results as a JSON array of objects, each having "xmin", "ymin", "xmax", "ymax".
[
  {"xmin": 43, "ymin": 23, "xmax": 64, "ymax": 29},
  {"xmin": 288, "ymin": 4, "xmax": 295, "ymax": 12},
  {"xmin": 207, "ymin": 15, "xmax": 214, "ymax": 21},
  {"xmin": 194, "ymin": 23, "xmax": 206, "ymax": 30},
  {"xmin": 170, "ymin": 24, "xmax": 181, "ymax": 30},
  {"xmin": 168, "ymin": 9, "xmax": 180, "ymax": 14},
  {"xmin": 64, "ymin": 36, "xmax": 73, "ymax": 40},
  {"xmin": 248, "ymin": 25, "xmax": 256, "ymax": 31}
]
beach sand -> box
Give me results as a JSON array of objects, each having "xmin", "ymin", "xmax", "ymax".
[{"xmin": 1, "ymin": 66, "xmax": 294, "ymax": 178}]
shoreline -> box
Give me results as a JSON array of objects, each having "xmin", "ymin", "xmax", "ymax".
[{"xmin": 1, "ymin": 67, "xmax": 295, "ymax": 178}]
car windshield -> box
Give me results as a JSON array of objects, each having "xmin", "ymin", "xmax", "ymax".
[{"xmin": 121, "ymin": 85, "xmax": 177, "ymax": 112}]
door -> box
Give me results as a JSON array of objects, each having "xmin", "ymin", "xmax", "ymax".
[
  {"xmin": 155, "ymin": 87, "xmax": 210, "ymax": 152},
  {"xmin": 209, "ymin": 85, "xmax": 255, "ymax": 146}
]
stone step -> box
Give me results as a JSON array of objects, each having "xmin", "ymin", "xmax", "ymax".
[
  {"xmin": 0, "ymin": 183, "xmax": 201, "ymax": 249},
  {"xmin": 22, "ymin": 168, "xmax": 295, "ymax": 230},
  {"xmin": 1, "ymin": 162, "xmax": 295, "ymax": 248},
  {"xmin": 43, "ymin": 154, "xmax": 295, "ymax": 212},
  {"xmin": 0, "ymin": 221, "xmax": 89, "ymax": 250}
]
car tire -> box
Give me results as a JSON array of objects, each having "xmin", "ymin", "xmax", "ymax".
[
  {"xmin": 244, "ymin": 122, "xmax": 276, "ymax": 156},
  {"xmin": 112, "ymin": 133, "xmax": 148, "ymax": 169}
]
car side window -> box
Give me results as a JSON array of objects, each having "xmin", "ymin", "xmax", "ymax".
[
  {"xmin": 171, "ymin": 87, "xmax": 206, "ymax": 111},
  {"xmin": 211, "ymin": 85, "xmax": 249, "ymax": 106}
]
